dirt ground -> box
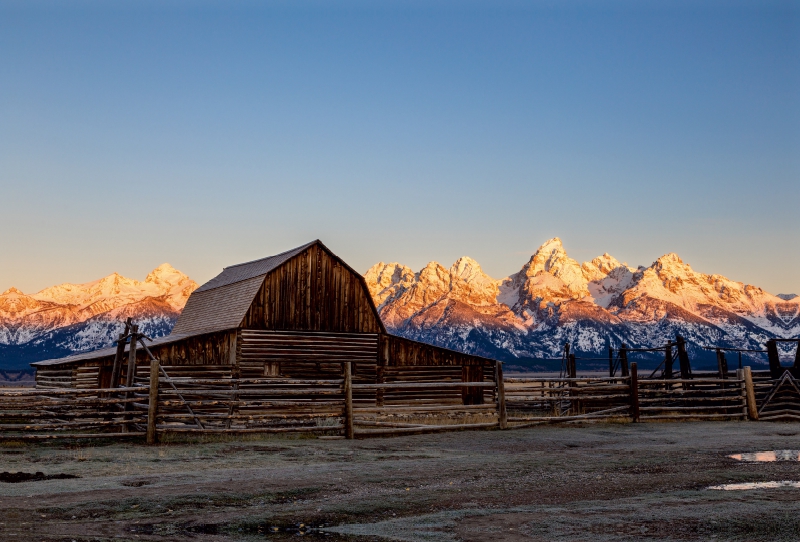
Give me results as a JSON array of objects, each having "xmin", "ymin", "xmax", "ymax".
[{"xmin": 1, "ymin": 421, "xmax": 799, "ymax": 541}]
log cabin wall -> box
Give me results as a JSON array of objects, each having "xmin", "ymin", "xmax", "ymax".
[
  {"xmin": 149, "ymin": 331, "xmax": 237, "ymax": 367},
  {"xmin": 241, "ymin": 244, "xmax": 383, "ymax": 334},
  {"xmin": 238, "ymin": 330, "xmax": 379, "ymax": 379},
  {"xmin": 378, "ymin": 335, "xmax": 496, "ymax": 404},
  {"xmin": 379, "ymin": 335, "xmax": 493, "ymax": 367},
  {"xmin": 33, "ymin": 330, "xmax": 237, "ymax": 389},
  {"xmin": 34, "ymin": 366, "xmax": 79, "ymax": 389}
]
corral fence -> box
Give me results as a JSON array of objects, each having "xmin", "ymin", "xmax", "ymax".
[
  {"xmin": 503, "ymin": 375, "xmax": 633, "ymax": 428},
  {"xmin": 350, "ymin": 362, "xmax": 501, "ymax": 437},
  {"xmin": 637, "ymin": 373, "xmax": 750, "ymax": 422},
  {"xmin": 0, "ymin": 385, "xmax": 147, "ymax": 440},
  {"xmin": 0, "ymin": 361, "xmax": 772, "ymax": 442}
]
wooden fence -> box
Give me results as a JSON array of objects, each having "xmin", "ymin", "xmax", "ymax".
[
  {"xmin": 0, "ymin": 386, "xmax": 146, "ymax": 440},
  {"xmin": 753, "ymin": 370, "xmax": 800, "ymax": 421},
  {"xmin": 503, "ymin": 374, "xmax": 633, "ymax": 428},
  {"xmin": 152, "ymin": 378, "xmax": 345, "ymax": 435},
  {"xmin": 637, "ymin": 376, "xmax": 748, "ymax": 421},
  {"xmin": 0, "ymin": 362, "xmax": 780, "ymax": 442}
]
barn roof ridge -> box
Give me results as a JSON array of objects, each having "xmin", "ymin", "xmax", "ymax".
[
  {"xmin": 223, "ymin": 239, "xmax": 322, "ymax": 270},
  {"xmin": 195, "ymin": 240, "xmax": 318, "ymax": 293}
]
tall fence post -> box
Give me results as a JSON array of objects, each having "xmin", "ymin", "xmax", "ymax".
[
  {"xmin": 743, "ymin": 366, "xmax": 758, "ymax": 421},
  {"xmin": 620, "ymin": 344, "xmax": 629, "ymax": 377},
  {"xmin": 147, "ymin": 358, "xmax": 160, "ymax": 445},
  {"xmin": 766, "ymin": 340, "xmax": 783, "ymax": 379},
  {"xmin": 716, "ymin": 349, "xmax": 728, "ymax": 380},
  {"xmin": 110, "ymin": 332, "xmax": 126, "ymax": 389},
  {"xmin": 122, "ymin": 324, "xmax": 139, "ymax": 432},
  {"xmin": 495, "ymin": 362, "xmax": 507, "ymax": 429},
  {"xmin": 676, "ymin": 334, "xmax": 692, "ymax": 383},
  {"xmin": 664, "ymin": 342, "xmax": 674, "ymax": 380},
  {"xmin": 125, "ymin": 324, "xmax": 139, "ymax": 388},
  {"xmin": 629, "ymin": 362, "xmax": 639, "ymax": 422},
  {"xmin": 737, "ymin": 368, "xmax": 747, "ymax": 419},
  {"xmin": 344, "ymin": 361, "xmax": 354, "ymax": 439}
]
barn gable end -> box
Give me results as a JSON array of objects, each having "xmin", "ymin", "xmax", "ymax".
[{"xmin": 241, "ymin": 242, "xmax": 384, "ymax": 334}]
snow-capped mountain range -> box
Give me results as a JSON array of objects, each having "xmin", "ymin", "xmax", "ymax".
[
  {"xmin": 0, "ymin": 265, "xmax": 197, "ymax": 369},
  {"xmin": 2, "ymin": 242, "xmax": 797, "ymax": 371},
  {"xmin": 365, "ymin": 238, "xmax": 800, "ymax": 370}
]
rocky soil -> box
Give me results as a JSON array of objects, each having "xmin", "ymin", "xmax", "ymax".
[{"xmin": 1, "ymin": 421, "xmax": 799, "ymax": 541}]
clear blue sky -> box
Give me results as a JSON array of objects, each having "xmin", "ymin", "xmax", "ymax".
[{"xmin": 1, "ymin": 1, "xmax": 798, "ymax": 294}]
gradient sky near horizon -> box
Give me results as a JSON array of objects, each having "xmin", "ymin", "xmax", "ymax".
[{"xmin": 1, "ymin": 1, "xmax": 798, "ymax": 295}]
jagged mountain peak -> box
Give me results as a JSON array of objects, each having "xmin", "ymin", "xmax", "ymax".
[
  {"xmin": 0, "ymin": 265, "xmax": 198, "ymax": 367},
  {"xmin": 521, "ymin": 238, "xmax": 587, "ymax": 297},
  {"xmin": 364, "ymin": 262, "xmax": 415, "ymax": 308},
  {"xmin": 363, "ymin": 238, "xmax": 798, "ymax": 363},
  {"xmin": 590, "ymin": 253, "xmax": 624, "ymax": 273},
  {"xmin": 145, "ymin": 263, "xmax": 186, "ymax": 283},
  {"xmin": 652, "ymin": 252, "xmax": 689, "ymax": 273},
  {"xmin": 448, "ymin": 257, "xmax": 498, "ymax": 307},
  {"xmin": 538, "ymin": 237, "xmax": 564, "ymax": 251},
  {"xmin": 450, "ymin": 256, "xmax": 488, "ymax": 281},
  {"xmin": 1, "ymin": 287, "xmax": 24, "ymax": 296}
]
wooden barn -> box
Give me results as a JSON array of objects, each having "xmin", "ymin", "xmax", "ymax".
[{"xmin": 31, "ymin": 240, "xmax": 496, "ymax": 405}]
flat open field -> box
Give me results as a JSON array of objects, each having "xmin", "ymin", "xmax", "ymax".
[{"xmin": 1, "ymin": 421, "xmax": 799, "ymax": 541}]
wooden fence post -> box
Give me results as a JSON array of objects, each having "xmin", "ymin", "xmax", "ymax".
[
  {"xmin": 110, "ymin": 318, "xmax": 131, "ymax": 389},
  {"xmin": 766, "ymin": 340, "xmax": 783, "ymax": 379},
  {"xmin": 743, "ymin": 366, "xmax": 758, "ymax": 421},
  {"xmin": 716, "ymin": 348, "xmax": 728, "ymax": 380},
  {"xmin": 147, "ymin": 358, "xmax": 159, "ymax": 445},
  {"xmin": 629, "ymin": 362, "xmax": 639, "ymax": 422},
  {"xmin": 737, "ymin": 369, "xmax": 747, "ymax": 419},
  {"xmin": 344, "ymin": 361, "xmax": 354, "ymax": 439},
  {"xmin": 568, "ymin": 354, "xmax": 579, "ymax": 414},
  {"xmin": 122, "ymin": 324, "xmax": 139, "ymax": 433},
  {"xmin": 676, "ymin": 334, "xmax": 692, "ymax": 383},
  {"xmin": 110, "ymin": 332, "xmax": 126, "ymax": 389},
  {"xmin": 620, "ymin": 344, "xmax": 629, "ymax": 378},
  {"xmin": 125, "ymin": 324, "xmax": 139, "ymax": 388},
  {"xmin": 495, "ymin": 362, "xmax": 507, "ymax": 429},
  {"xmin": 664, "ymin": 342, "xmax": 674, "ymax": 380}
]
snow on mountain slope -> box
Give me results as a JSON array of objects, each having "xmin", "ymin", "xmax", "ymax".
[
  {"xmin": 365, "ymin": 239, "xmax": 799, "ymax": 366},
  {"xmin": 0, "ymin": 265, "xmax": 197, "ymax": 369}
]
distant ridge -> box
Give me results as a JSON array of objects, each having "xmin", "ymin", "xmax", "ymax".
[
  {"xmin": 0, "ymin": 265, "xmax": 197, "ymax": 369},
  {"xmin": 3, "ymin": 245, "xmax": 797, "ymax": 372},
  {"xmin": 365, "ymin": 238, "xmax": 800, "ymax": 370}
]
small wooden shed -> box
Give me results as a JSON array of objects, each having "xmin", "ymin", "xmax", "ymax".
[{"xmin": 32, "ymin": 241, "xmax": 496, "ymax": 404}]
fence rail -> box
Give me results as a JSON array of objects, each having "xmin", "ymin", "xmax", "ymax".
[
  {"xmin": 0, "ymin": 385, "xmax": 147, "ymax": 440},
  {"xmin": 504, "ymin": 370, "xmax": 634, "ymax": 427},
  {"xmin": 0, "ymin": 363, "xmax": 782, "ymax": 442}
]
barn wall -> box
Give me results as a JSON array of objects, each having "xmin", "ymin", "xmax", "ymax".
[
  {"xmin": 149, "ymin": 330, "xmax": 237, "ymax": 366},
  {"xmin": 238, "ymin": 329, "xmax": 378, "ymax": 379},
  {"xmin": 379, "ymin": 334, "xmax": 494, "ymax": 368},
  {"xmin": 34, "ymin": 330, "xmax": 237, "ymax": 388},
  {"xmin": 242, "ymin": 244, "xmax": 383, "ymax": 333},
  {"xmin": 379, "ymin": 335, "xmax": 496, "ymax": 404}
]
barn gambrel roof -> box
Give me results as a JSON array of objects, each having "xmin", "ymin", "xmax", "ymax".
[{"xmin": 171, "ymin": 241, "xmax": 318, "ymax": 335}]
